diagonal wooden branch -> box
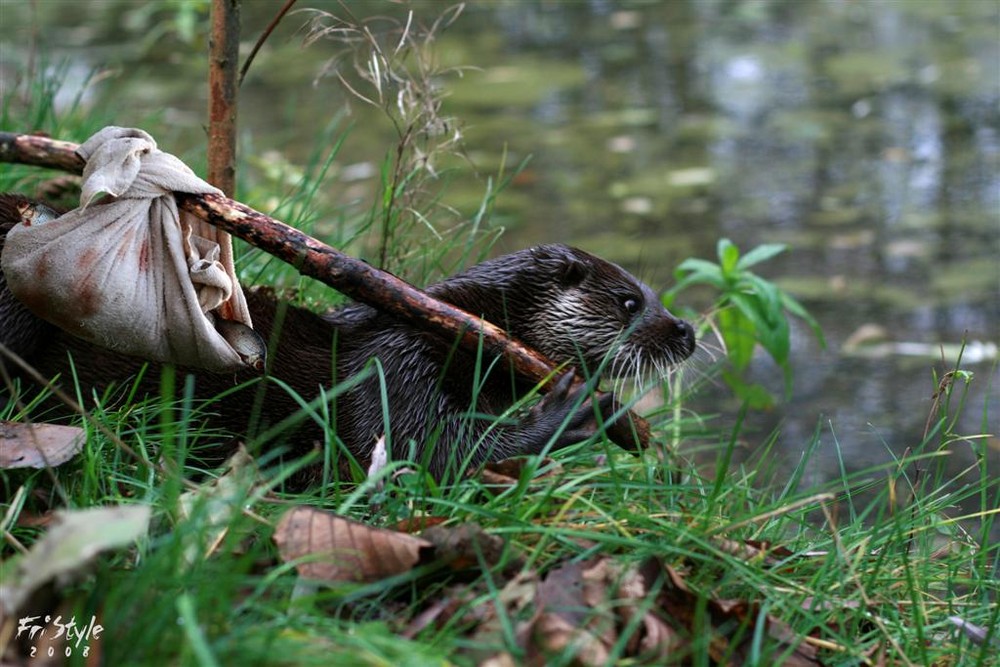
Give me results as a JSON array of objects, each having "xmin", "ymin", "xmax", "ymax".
[{"xmin": 0, "ymin": 130, "xmax": 649, "ymax": 451}]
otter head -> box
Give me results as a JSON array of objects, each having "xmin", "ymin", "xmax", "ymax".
[{"xmin": 519, "ymin": 244, "xmax": 696, "ymax": 380}]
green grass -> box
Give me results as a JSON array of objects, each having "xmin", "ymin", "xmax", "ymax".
[
  {"xmin": 2, "ymin": 56, "xmax": 998, "ymax": 667},
  {"xmin": 3, "ymin": 369, "xmax": 996, "ymax": 665}
]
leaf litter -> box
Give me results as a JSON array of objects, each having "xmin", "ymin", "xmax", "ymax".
[{"xmin": 271, "ymin": 502, "xmax": 828, "ymax": 665}]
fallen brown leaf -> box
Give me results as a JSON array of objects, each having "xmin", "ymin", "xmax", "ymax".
[
  {"xmin": 462, "ymin": 571, "xmax": 540, "ymax": 664},
  {"xmin": 478, "ymin": 457, "xmax": 562, "ymax": 487},
  {"xmin": 420, "ymin": 523, "xmax": 522, "ymax": 576},
  {"xmin": 401, "ymin": 593, "xmax": 467, "ymax": 640},
  {"xmin": 524, "ymin": 559, "xmax": 676, "ymax": 664},
  {"xmin": 177, "ymin": 445, "xmax": 262, "ymax": 564},
  {"xmin": 0, "ymin": 421, "xmax": 85, "ymax": 469},
  {"xmin": 947, "ymin": 615, "xmax": 999, "ymax": 647},
  {"xmin": 656, "ymin": 562, "xmax": 825, "ymax": 666},
  {"xmin": 478, "ymin": 653, "xmax": 519, "ymax": 667},
  {"xmin": 15, "ymin": 512, "xmax": 55, "ymax": 528},
  {"xmin": 658, "ymin": 564, "xmax": 749, "ymax": 664},
  {"xmin": 390, "ymin": 515, "xmax": 448, "ymax": 533},
  {"xmin": 529, "ymin": 559, "xmax": 617, "ymax": 665},
  {"xmin": 529, "ymin": 611, "xmax": 610, "ymax": 666},
  {"xmin": 633, "ymin": 610, "xmax": 685, "ymax": 661},
  {"xmin": 738, "ymin": 538, "xmax": 796, "ymax": 563},
  {"xmin": 0, "ymin": 505, "xmax": 151, "ymax": 618},
  {"xmin": 581, "ymin": 558, "xmax": 684, "ymax": 661},
  {"xmin": 537, "ymin": 561, "xmax": 591, "ymax": 626},
  {"xmin": 273, "ymin": 507, "xmax": 432, "ymax": 583}
]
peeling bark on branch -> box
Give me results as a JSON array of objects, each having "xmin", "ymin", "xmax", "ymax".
[
  {"xmin": 207, "ymin": 0, "xmax": 240, "ymax": 196},
  {"xmin": 0, "ymin": 130, "xmax": 650, "ymax": 450},
  {"xmin": 0, "ymin": 133, "xmax": 85, "ymax": 173}
]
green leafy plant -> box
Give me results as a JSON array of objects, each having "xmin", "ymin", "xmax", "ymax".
[{"xmin": 664, "ymin": 238, "xmax": 825, "ymax": 408}]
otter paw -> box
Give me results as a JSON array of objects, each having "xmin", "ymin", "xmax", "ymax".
[{"xmin": 518, "ymin": 373, "xmax": 619, "ymax": 454}]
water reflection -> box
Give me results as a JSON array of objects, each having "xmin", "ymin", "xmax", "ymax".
[
  {"xmin": 433, "ymin": 1, "xmax": 999, "ymax": 510},
  {"xmin": 5, "ymin": 1, "xmax": 998, "ymax": 512}
]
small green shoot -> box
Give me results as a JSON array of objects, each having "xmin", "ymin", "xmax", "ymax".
[{"xmin": 665, "ymin": 238, "xmax": 825, "ymax": 408}]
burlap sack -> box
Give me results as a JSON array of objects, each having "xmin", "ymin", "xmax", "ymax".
[{"xmin": 1, "ymin": 126, "xmax": 257, "ymax": 372}]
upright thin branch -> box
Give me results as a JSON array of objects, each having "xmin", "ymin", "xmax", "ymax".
[
  {"xmin": 208, "ymin": 0, "xmax": 240, "ymax": 196},
  {"xmin": 239, "ymin": 0, "xmax": 298, "ymax": 87}
]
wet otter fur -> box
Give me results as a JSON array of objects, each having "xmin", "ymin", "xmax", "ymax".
[{"xmin": 0, "ymin": 194, "xmax": 696, "ymax": 480}]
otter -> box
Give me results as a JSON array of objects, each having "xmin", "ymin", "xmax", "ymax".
[{"xmin": 0, "ymin": 194, "xmax": 696, "ymax": 480}]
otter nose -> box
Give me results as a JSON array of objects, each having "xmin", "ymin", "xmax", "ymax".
[{"xmin": 676, "ymin": 319, "xmax": 696, "ymax": 358}]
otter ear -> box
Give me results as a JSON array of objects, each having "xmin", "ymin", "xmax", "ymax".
[
  {"xmin": 560, "ymin": 256, "xmax": 590, "ymax": 286},
  {"xmin": 531, "ymin": 244, "xmax": 591, "ymax": 286}
]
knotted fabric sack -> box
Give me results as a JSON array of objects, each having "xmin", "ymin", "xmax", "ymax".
[{"xmin": 1, "ymin": 126, "xmax": 255, "ymax": 372}]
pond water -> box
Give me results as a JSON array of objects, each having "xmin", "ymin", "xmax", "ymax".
[{"xmin": 4, "ymin": 1, "xmax": 998, "ymax": 510}]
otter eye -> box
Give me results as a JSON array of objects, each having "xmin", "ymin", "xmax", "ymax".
[{"xmin": 623, "ymin": 297, "xmax": 641, "ymax": 315}]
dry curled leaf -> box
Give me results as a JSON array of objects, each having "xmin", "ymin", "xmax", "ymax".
[
  {"xmin": 530, "ymin": 612, "xmax": 610, "ymax": 667},
  {"xmin": 464, "ymin": 571, "xmax": 541, "ymax": 664},
  {"xmin": 713, "ymin": 537, "xmax": 796, "ymax": 567},
  {"xmin": 0, "ymin": 420, "xmax": 85, "ymax": 469},
  {"xmin": 420, "ymin": 522, "xmax": 522, "ymax": 576},
  {"xmin": 537, "ymin": 561, "xmax": 591, "ymax": 625},
  {"xmin": 0, "ymin": 505, "xmax": 151, "ymax": 616},
  {"xmin": 580, "ymin": 558, "xmax": 684, "ymax": 661},
  {"xmin": 947, "ymin": 615, "xmax": 998, "ymax": 647},
  {"xmin": 402, "ymin": 593, "xmax": 467, "ymax": 640},
  {"xmin": 177, "ymin": 445, "xmax": 262, "ymax": 564},
  {"xmin": 657, "ymin": 561, "xmax": 825, "ymax": 666},
  {"xmin": 390, "ymin": 515, "xmax": 448, "ymax": 533},
  {"xmin": 478, "ymin": 456, "xmax": 562, "ymax": 487},
  {"xmin": 528, "ymin": 560, "xmax": 614, "ymax": 665},
  {"xmin": 273, "ymin": 507, "xmax": 432, "ymax": 583}
]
